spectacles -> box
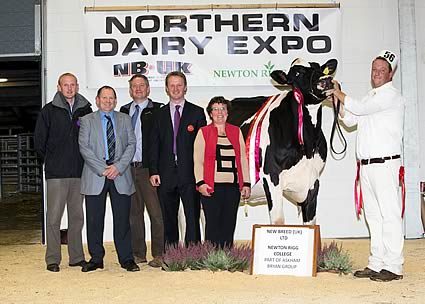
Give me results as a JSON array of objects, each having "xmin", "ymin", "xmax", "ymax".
[{"xmin": 211, "ymin": 107, "xmax": 227, "ymax": 112}]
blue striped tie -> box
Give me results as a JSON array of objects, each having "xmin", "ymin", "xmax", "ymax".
[{"xmin": 105, "ymin": 115, "xmax": 115, "ymax": 162}]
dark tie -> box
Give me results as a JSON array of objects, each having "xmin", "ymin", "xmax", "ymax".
[
  {"xmin": 105, "ymin": 115, "xmax": 116, "ymax": 163},
  {"xmin": 131, "ymin": 104, "xmax": 139, "ymax": 130},
  {"xmin": 173, "ymin": 105, "xmax": 181, "ymax": 156}
]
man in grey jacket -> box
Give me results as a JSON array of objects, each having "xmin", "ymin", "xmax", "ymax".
[
  {"xmin": 79, "ymin": 85, "xmax": 139, "ymax": 272},
  {"xmin": 35, "ymin": 73, "xmax": 92, "ymax": 272}
]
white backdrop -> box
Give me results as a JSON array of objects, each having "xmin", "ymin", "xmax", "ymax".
[
  {"xmin": 43, "ymin": 0, "xmax": 425, "ymax": 241},
  {"xmin": 83, "ymin": 7, "xmax": 341, "ymax": 87}
]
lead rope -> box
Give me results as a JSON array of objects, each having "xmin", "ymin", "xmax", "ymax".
[{"xmin": 330, "ymin": 97, "xmax": 347, "ymax": 155}]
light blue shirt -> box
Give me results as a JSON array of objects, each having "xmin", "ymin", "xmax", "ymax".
[
  {"xmin": 130, "ymin": 100, "xmax": 149, "ymax": 162},
  {"xmin": 99, "ymin": 111, "xmax": 116, "ymax": 160}
]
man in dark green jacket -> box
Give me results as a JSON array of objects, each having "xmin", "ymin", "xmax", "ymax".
[{"xmin": 35, "ymin": 73, "xmax": 92, "ymax": 272}]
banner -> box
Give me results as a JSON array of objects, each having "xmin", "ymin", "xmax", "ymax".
[{"xmin": 84, "ymin": 8, "xmax": 340, "ymax": 88}]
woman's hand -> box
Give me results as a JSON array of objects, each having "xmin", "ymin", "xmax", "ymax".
[
  {"xmin": 198, "ymin": 184, "xmax": 213, "ymax": 197},
  {"xmin": 241, "ymin": 186, "xmax": 251, "ymax": 200}
]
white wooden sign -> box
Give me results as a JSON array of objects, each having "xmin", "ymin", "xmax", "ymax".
[{"xmin": 250, "ymin": 224, "xmax": 320, "ymax": 277}]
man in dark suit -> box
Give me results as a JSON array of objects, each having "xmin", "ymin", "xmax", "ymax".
[
  {"xmin": 79, "ymin": 85, "xmax": 139, "ymax": 272},
  {"xmin": 120, "ymin": 74, "xmax": 164, "ymax": 267},
  {"xmin": 149, "ymin": 71, "xmax": 207, "ymax": 246}
]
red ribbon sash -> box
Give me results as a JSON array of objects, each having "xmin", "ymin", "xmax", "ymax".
[
  {"xmin": 399, "ymin": 166, "xmax": 405, "ymax": 218},
  {"xmin": 245, "ymin": 95, "xmax": 279, "ymax": 184}
]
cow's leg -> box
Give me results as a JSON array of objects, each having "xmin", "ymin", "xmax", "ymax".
[
  {"xmin": 263, "ymin": 177, "xmax": 285, "ymax": 224},
  {"xmin": 301, "ymin": 179, "xmax": 319, "ymax": 224},
  {"xmin": 177, "ymin": 201, "xmax": 186, "ymax": 243}
]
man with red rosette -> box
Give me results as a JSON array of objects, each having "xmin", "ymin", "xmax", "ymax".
[{"xmin": 149, "ymin": 71, "xmax": 206, "ymax": 247}]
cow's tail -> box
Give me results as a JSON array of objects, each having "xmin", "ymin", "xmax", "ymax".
[{"xmin": 301, "ymin": 180, "xmax": 319, "ymax": 223}]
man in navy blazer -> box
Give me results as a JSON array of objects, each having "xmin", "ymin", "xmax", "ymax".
[
  {"xmin": 149, "ymin": 71, "xmax": 206, "ymax": 246},
  {"xmin": 79, "ymin": 86, "xmax": 139, "ymax": 272}
]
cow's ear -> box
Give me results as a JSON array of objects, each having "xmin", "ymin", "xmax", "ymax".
[
  {"xmin": 321, "ymin": 59, "xmax": 338, "ymax": 76},
  {"xmin": 270, "ymin": 70, "xmax": 289, "ymax": 85}
]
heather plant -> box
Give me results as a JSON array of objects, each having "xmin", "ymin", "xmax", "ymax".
[
  {"xmin": 163, "ymin": 243, "xmax": 188, "ymax": 271},
  {"xmin": 224, "ymin": 243, "xmax": 252, "ymax": 272},
  {"xmin": 185, "ymin": 241, "xmax": 215, "ymax": 270},
  {"xmin": 317, "ymin": 241, "xmax": 353, "ymax": 275},
  {"xmin": 162, "ymin": 242, "xmax": 252, "ymax": 272},
  {"xmin": 200, "ymin": 249, "xmax": 236, "ymax": 271}
]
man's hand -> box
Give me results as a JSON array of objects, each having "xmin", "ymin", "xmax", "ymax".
[
  {"xmin": 150, "ymin": 175, "xmax": 161, "ymax": 187},
  {"xmin": 103, "ymin": 165, "xmax": 120, "ymax": 180},
  {"xmin": 198, "ymin": 184, "xmax": 213, "ymax": 197},
  {"xmin": 331, "ymin": 80, "xmax": 346, "ymax": 104}
]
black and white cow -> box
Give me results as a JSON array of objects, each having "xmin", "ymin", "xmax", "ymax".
[{"xmin": 228, "ymin": 58, "xmax": 338, "ymax": 225}]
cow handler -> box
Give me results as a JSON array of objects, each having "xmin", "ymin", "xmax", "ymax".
[{"xmin": 331, "ymin": 50, "xmax": 405, "ymax": 282}]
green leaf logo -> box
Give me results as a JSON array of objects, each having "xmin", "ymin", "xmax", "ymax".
[{"xmin": 264, "ymin": 61, "xmax": 275, "ymax": 76}]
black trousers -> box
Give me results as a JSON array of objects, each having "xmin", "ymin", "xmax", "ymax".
[
  {"xmin": 201, "ymin": 184, "xmax": 240, "ymax": 248},
  {"xmin": 157, "ymin": 168, "xmax": 201, "ymax": 247},
  {"xmin": 85, "ymin": 179, "xmax": 133, "ymax": 266}
]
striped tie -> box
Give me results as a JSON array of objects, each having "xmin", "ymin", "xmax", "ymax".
[{"xmin": 105, "ymin": 115, "xmax": 115, "ymax": 162}]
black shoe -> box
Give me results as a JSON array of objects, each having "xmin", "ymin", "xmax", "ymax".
[
  {"xmin": 353, "ymin": 267, "xmax": 379, "ymax": 278},
  {"xmin": 47, "ymin": 263, "xmax": 60, "ymax": 272},
  {"xmin": 370, "ymin": 269, "xmax": 403, "ymax": 282},
  {"xmin": 122, "ymin": 260, "xmax": 140, "ymax": 272},
  {"xmin": 69, "ymin": 260, "xmax": 87, "ymax": 267},
  {"xmin": 82, "ymin": 261, "xmax": 104, "ymax": 272}
]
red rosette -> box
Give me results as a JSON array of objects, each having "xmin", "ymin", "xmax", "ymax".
[{"xmin": 187, "ymin": 124, "xmax": 194, "ymax": 132}]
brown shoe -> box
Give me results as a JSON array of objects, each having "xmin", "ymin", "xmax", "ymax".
[
  {"xmin": 134, "ymin": 256, "xmax": 147, "ymax": 264},
  {"xmin": 370, "ymin": 269, "xmax": 403, "ymax": 282},
  {"xmin": 353, "ymin": 267, "xmax": 379, "ymax": 278},
  {"xmin": 148, "ymin": 257, "xmax": 163, "ymax": 268}
]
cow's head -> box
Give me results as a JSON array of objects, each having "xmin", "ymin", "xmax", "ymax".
[{"xmin": 270, "ymin": 58, "xmax": 338, "ymax": 105}]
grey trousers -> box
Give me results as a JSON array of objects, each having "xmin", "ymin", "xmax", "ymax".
[
  {"xmin": 130, "ymin": 167, "xmax": 164, "ymax": 259},
  {"xmin": 45, "ymin": 178, "xmax": 85, "ymax": 265}
]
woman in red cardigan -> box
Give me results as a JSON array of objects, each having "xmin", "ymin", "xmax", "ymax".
[{"xmin": 194, "ymin": 96, "xmax": 251, "ymax": 248}]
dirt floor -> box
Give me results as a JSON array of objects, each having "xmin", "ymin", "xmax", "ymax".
[
  {"xmin": 1, "ymin": 193, "xmax": 424, "ymax": 303},
  {"xmin": 0, "ymin": 238, "xmax": 424, "ymax": 304}
]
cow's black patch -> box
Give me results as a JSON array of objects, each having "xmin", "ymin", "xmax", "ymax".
[{"xmin": 228, "ymin": 96, "xmax": 268, "ymax": 139}]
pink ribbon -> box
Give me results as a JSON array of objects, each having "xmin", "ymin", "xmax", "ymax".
[
  {"xmin": 293, "ymin": 87, "xmax": 304, "ymax": 145},
  {"xmin": 354, "ymin": 161, "xmax": 363, "ymax": 218}
]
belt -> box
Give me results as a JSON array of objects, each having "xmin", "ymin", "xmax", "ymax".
[
  {"xmin": 130, "ymin": 161, "xmax": 143, "ymax": 168},
  {"xmin": 360, "ymin": 154, "xmax": 400, "ymax": 165}
]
